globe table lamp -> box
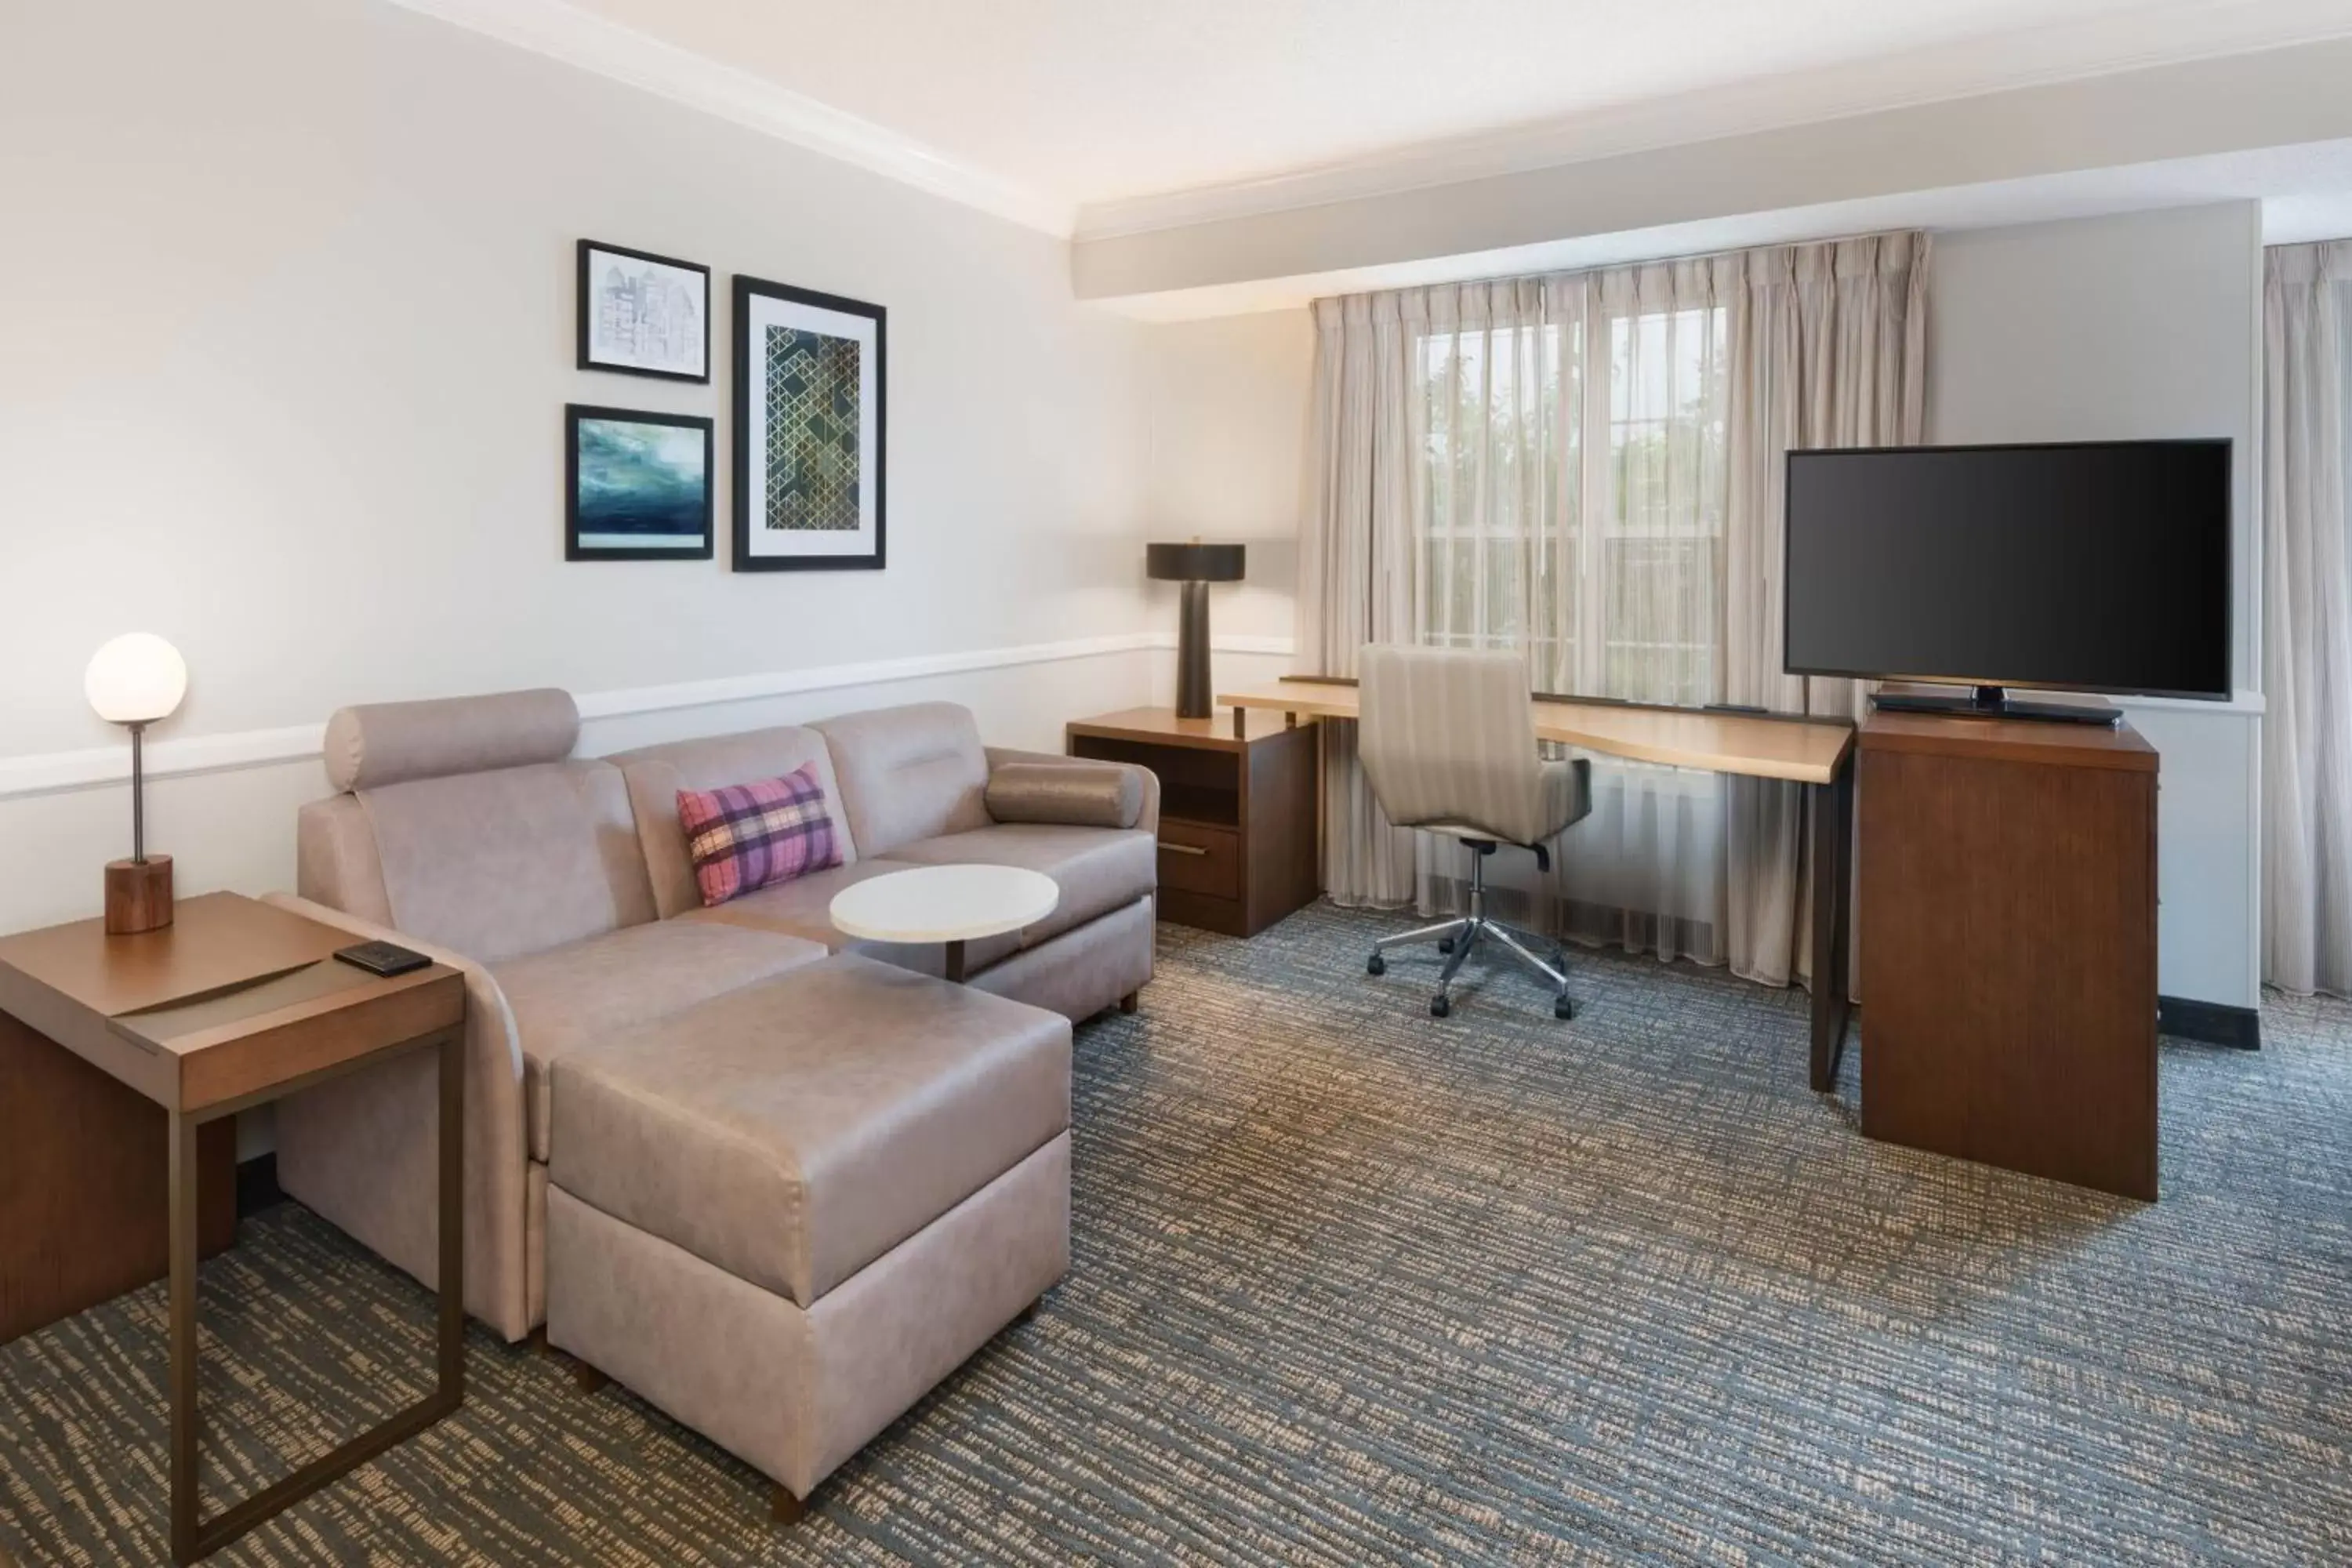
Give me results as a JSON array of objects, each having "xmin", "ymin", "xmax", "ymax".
[
  {"xmin": 85, "ymin": 633, "xmax": 187, "ymax": 934},
  {"xmin": 1146, "ymin": 541, "xmax": 1246, "ymax": 720}
]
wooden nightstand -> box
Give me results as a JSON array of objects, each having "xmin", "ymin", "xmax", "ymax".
[
  {"xmin": 0, "ymin": 892, "xmax": 466, "ymax": 1563},
  {"xmin": 1067, "ymin": 707, "xmax": 1320, "ymax": 938}
]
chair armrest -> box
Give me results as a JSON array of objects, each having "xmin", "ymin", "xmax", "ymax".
[{"xmin": 985, "ymin": 746, "xmax": 1160, "ymax": 837}]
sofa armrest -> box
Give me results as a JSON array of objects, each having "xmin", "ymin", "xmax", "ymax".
[
  {"xmin": 985, "ymin": 746, "xmax": 1160, "ymax": 837},
  {"xmin": 261, "ymin": 892, "xmax": 536, "ymax": 1341}
]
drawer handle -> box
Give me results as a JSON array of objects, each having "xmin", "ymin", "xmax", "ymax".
[{"xmin": 1160, "ymin": 842, "xmax": 1209, "ymax": 857}]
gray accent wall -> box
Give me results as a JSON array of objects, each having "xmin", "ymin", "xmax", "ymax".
[{"xmin": 1927, "ymin": 202, "xmax": 2263, "ymax": 1009}]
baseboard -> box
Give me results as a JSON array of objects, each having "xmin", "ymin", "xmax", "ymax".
[
  {"xmin": 2158, "ymin": 994, "xmax": 2262, "ymax": 1051},
  {"xmin": 236, "ymin": 1152, "xmax": 286, "ymax": 1218}
]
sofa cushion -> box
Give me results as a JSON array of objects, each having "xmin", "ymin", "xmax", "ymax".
[
  {"xmin": 325, "ymin": 688, "xmax": 579, "ymax": 793},
  {"xmin": 680, "ymin": 858, "xmax": 1022, "ymax": 976},
  {"xmin": 612, "ymin": 726, "xmax": 858, "ymax": 921},
  {"xmin": 884, "ymin": 823, "xmax": 1156, "ymax": 947},
  {"xmin": 811, "ymin": 703, "xmax": 990, "ymax": 858},
  {"xmin": 549, "ymin": 954, "xmax": 1072, "ymax": 1308},
  {"xmin": 677, "ymin": 764, "xmax": 844, "ymax": 907},
  {"xmin": 985, "ymin": 761, "xmax": 1145, "ymax": 829},
  {"xmin": 358, "ymin": 759, "xmax": 655, "ymax": 965},
  {"xmin": 490, "ymin": 919, "xmax": 826, "ymax": 1161}
]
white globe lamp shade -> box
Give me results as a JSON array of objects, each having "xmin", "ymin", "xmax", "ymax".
[{"xmin": 85, "ymin": 633, "xmax": 188, "ymax": 726}]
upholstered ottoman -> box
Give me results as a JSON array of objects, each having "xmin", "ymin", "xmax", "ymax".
[{"xmin": 543, "ymin": 953, "xmax": 1071, "ymax": 1519}]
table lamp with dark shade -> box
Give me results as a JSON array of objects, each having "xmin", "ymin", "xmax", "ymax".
[
  {"xmin": 84, "ymin": 632, "xmax": 187, "ymax": 934},
  {"xmin": 1146, "ymin": 540, "xmax": 1246, "ymax": 719}
]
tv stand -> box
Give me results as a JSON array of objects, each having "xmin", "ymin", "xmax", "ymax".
[{"xmin": 1870, "ymin": 684, "xmax": 2122, "ymax": 728}]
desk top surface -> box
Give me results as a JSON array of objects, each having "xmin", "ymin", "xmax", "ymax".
[{"xmin": 1218, "ymin": 680, "xmax": 1853, "ymax": 785}]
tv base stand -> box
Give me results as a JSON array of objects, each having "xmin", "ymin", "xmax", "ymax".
[{"xmin": 1871, "ymin": 684, "xmax": 2122, "ymax": 728}]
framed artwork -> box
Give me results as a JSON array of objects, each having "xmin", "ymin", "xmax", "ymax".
[
  {"xmin": 577, "ymin": 240, "xmax": 710, "ymax": 383},
  {"xmin": 565, "ymin": 405, "xmax": 714, "ymax": 561},
  {"xmin": 731, "ymin": 274, "xmax": 886, "ymax": 572}
]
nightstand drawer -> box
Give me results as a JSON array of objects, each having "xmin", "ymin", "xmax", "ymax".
[{"xmin": 1157, "ymin": 821, "xmax": 1240, "ymax": 898}]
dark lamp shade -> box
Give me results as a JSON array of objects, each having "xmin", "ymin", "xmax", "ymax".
[{"xmin": 1146, "ymin": 542, "xmax": 1246, "ymax": 583}]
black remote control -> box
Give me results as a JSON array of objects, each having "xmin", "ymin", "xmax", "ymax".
[{"xmin": 334, "ymin": 941, "xmax": 431, "ymax": 978}]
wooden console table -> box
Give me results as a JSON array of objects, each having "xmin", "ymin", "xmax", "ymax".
[
  {"xmin": 1067, "ymin": 707, "xmax": 1320, "ymax": 938},
  {"xmin": 1858, "ymin": 705, "xmax": 2159, "ymax": 1199},
  {"xmin": 0, "ymin": 893, "xmax": 467, "ymax": 1562}
]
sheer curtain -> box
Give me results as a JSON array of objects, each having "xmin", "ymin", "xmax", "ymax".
[
  {"xmin": 2263, "ymin": 239, "xmax": 2352, "ymax": 996},
  {"xmin": 1301, "ymin": 234, "xmax": 1927, "ymax": 985}
]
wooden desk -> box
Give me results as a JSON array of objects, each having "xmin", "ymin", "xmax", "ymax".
[
  {"xmin": 0, "ymin": 893, "xmax": 467, "ymax": 1563},
  {"xmin": 1220, "ymin": 678, "xmax": 1859, "ymax": 1089}
]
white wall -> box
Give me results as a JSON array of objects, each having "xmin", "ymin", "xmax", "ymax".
[
  {"xmin": 1927, "ymin": 202, "xmax": 2264, "ymax": 1009},
  {"xmin": 0, "ymin": 0, "xmax": 1167, "ymax": 935},
  {"xmin": 1139, "ymin": 310, "xmax": 1316, "ymax": 703}
]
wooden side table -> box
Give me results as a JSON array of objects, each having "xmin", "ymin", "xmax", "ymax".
[
  {"xmin": 1858, "ymin": 703, "xmax": 2160, "ymax": 1199},
  {"xmin": 1066, "ymin": 707, "xmax": 1320, "ymax": 938},
  {"xmin": 0, "ymin": 892, "xmax": 467, "ymax": 1563}
]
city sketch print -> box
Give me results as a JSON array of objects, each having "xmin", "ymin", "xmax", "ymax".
[{"xmin": 578, "ymin": 241, "xmax": 709, "ymax": 383}]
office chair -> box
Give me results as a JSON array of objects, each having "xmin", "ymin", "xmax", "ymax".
[{"xmin": 1356, "ymin": 644, "xmax": 1593, "ymax": 1019}]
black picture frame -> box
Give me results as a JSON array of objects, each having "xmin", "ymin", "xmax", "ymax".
[
  {"xmin": 565, "ymin": 404, "xmax": 715, "ymax": 562},
  {"xmin": 576, "ymin": 239, "xmax": 711, "ymax": 384},
  {"xmin": 731, "ymin": 274, "xmax": 887, "ymax": 572}
]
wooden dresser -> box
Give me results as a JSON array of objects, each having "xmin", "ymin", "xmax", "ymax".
[
  {"xmin": 1066, "ymin": 707, "xmax": 1320, "ymax": 938},
  {"xmin": 1858, "ymin": 702, "xmax": 2159, "ymax": 1199}
]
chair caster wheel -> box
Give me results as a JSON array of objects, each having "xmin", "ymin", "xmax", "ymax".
[
  {"xmin": 1430, "ymin": 994, "xmax": 1451, "ymax": 1018},
  {"xmin": 1367, "ymin": 953, "xmax": 1386, "ymax": 976},
  {"xmin": 1438, "ymin": 937, "xmax": 1454, "ymax": 954},
  {"xmin": 1554, "ymin": 996, "xmax": 1575, "ymax": 1021}
]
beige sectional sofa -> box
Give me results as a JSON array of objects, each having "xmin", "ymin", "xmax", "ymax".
[{"xmin": 268, "ymin": 686, "xmax": 1156, "ymax": 1514}]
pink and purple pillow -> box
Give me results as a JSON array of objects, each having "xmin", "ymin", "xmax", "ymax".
[{"xmin": 677, "ymin": 764, "xmax": 842, "ymax": 908}]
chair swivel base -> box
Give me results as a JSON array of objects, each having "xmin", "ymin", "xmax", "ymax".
[{"xmin": 1368, "ymin": 913, "xmax": 1574, "ymax": 1019}]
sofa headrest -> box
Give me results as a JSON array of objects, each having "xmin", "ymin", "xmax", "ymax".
[{"xmin": 323, "ymin": 688, "xmax": 580, "ymax": 792}]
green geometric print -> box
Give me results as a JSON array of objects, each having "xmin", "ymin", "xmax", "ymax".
[{"xmin": 762, "ymin": 326, "xmax": 862, "ymax": 532}]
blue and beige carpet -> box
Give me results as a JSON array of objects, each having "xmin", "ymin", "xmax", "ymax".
[{"xmin": 3, "ymin": 903, "xmax": 2350, "ymax": 1565}]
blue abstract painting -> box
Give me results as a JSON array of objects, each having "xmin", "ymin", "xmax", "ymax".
[{"xmin": 568, "ymin": 408, "xmax": 712, "ymax": 559}]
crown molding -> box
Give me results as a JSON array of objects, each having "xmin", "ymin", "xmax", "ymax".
[
  {"xmin": 0, "ymin": 630, "xmax": 1305, "ymax": 801},
  {"xmin": 379, "ymin": 0, "xmax": 1074, "ymax": 237},
  {"xmin": 1073, "ymin": 2, "xmax": 2352, "ymax": 242}
]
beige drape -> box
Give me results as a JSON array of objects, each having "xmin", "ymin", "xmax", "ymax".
[
  {"xmin": 1300, "ymin": 234, "xmax": 1928, "ymax": 990},
  {"xmin": 1723, "ymin": 235, "xmax": 1929, "ymax": 989},
  {"xmin": 2262, "ymin": 239, "xmax": 2352, "ymax": 996}
]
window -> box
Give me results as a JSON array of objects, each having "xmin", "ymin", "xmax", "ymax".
[{"xmin": 1411, "ymin": 292, "xmax": 1728, "ymax": 709}]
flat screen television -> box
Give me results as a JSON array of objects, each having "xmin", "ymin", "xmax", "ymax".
[{"xmin": 1783, "ymin": 439, "xmax": 2231, "ymax": 721}]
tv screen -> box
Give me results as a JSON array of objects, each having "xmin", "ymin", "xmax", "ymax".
[{"xmin": 1784, "ymin": 440, "xmax": 2231, "ymax": 699}]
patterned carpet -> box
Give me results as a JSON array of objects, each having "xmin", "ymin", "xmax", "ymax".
[{"xmin": 4, "ymin": 902, "xmax": 2350, "ymax": 1566}]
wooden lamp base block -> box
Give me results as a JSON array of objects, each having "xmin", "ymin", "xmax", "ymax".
[{"xmin": 104, "ymin": 855, "xmax": 174, "ymax": 935}]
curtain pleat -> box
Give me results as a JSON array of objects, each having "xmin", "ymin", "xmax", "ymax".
[
  {"xmin": 2262, "ymin": 239, "xmax": 2352, "ymax": 997},
  {"xmin": 1722, "ymin": 234, "xmax": 1929, "ymax": 993},
  {"xmin": 1301, "ymin": 233, "xmax": 1927, "ymax": 990}
]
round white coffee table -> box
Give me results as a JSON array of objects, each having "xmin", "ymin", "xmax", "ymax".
[{"xmin": 829, "ymin": 864, "xmax": 1060, "ymax": 982}]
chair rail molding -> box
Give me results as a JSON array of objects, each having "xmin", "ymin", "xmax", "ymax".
[{"xmin": 0, "ymin": 632, "xmax": 1301, "ymax": 801}]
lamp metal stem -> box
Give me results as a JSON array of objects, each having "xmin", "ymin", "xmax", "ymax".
[{"xmin": 130, "ymin": 721, "xmax": 146, "ymax": 865}]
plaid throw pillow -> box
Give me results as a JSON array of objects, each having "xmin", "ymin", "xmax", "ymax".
[{"xmin": 677, "ymin": 764, "xmax": 842, "ymax": 907}]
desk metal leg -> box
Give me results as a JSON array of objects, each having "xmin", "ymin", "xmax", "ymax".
[
  {"xmin": 166, "ymin": 1028, "xmax": 466, "ymax": 1563},
  {"xmin": 1808, "ymin": 753, "xmax": 1856, "ymax": 1092}
]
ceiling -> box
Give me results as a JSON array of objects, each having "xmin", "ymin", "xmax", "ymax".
[{"xmin": 545, "ymin": 0, "xmax": 2352, "ymax": 227}]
